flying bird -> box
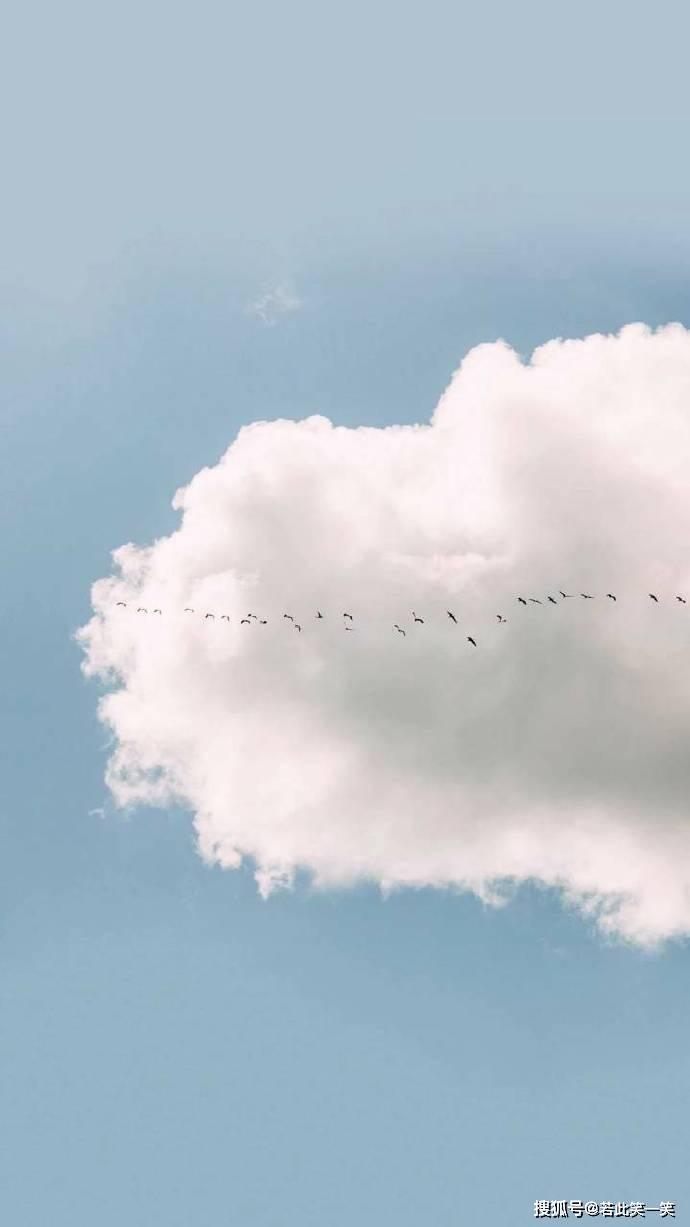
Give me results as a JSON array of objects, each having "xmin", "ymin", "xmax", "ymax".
[
  {"xmin": 137, "ymin": 607, "xmax": 147, "ymax": 613},
  {"xmin": 316, "ymin": 611, "xmax": 324, "ymax": 619},
  {"xmin": 184, "ymin": 608, "xmax": 194, "ymax": 613},
  {"xmin": 518, "ymin": 597, "xmax": 527, "ymax": 605},
  {"xmin": 283, "ymin": 614, "xmax": 294, "ymax": 621},
  {"xmin": 677, "ymin": 596, "xmax": 686, "ymax": 604},
  {"xmin": 606, "ymin": 593, "xmax": 617, "ymax": 601},
  {"xmin": 412, "ymin": 612, "xmax": 424, "ymax": 624},
  {"xmin": 205, "ymin": 613, "xmax": 215, "ymax": 620},
  {"xmin": 221, "ymin": 615, "xmax": 230, "ymax": 621},
  {"xmin": 295, "ymin": 623, "xmax": 302, "ymax": 632},
  {"xmin": 580, "ymin": 593, "xmax": 594, "ymax": 599},
  {"xmin": 116, "ymin": 601, "xmax": 127, "ymax": 607},
  {"xmin": 259, "ymin": 619, "xmax": 267, "ymax": 624},
  {"xmin": 343, "ymin": 613, "xmax": 353, "ymax": 620},
  {"xmin": 240, "ymin": 618, "xmax": 250, "ymax": 625},
  {"xmin": 559, "ymin": 591, "xmax": 575, "ymax": 599},
  {"xmin": 529, "ymin": 598, "xmax": 542, "ymax": 605},
  {"xmin": 447, "ymin": 610, "xmax": 457, "ymax": 623},
  {"xmin": 394, "ymin": 624, "xmax": 406, "ymax": 636},
  {"xmin": 467, "ymin": 636, "xmax": 477, "ymax": 647},
  {"xmin": 248, "ymin": 614, "xmax": 258, "ymax": 620},
  {"xmin": 547, "ymin": 596, "xmax": 558, "ymax": 604},
  {"xmin": 649, "ymin": 593, "xmax": 659, "ymax": 602},
  {"xmin": 497, "ymin": 615, "xmax": 506, "ymax": 623},
  {"xmin": 152, "ymin": 608, "xmax": 162, "ymax": 614}
]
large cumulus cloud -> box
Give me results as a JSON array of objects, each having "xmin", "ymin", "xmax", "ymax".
[{"xmin": 77, "ymin": 323, "xmax": 690, "ymax": 946}]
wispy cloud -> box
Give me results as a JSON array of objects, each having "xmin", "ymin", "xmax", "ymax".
[
  {"xmin": 246, "ymin": 283, "xmax": 302, "ymax": 325},
  {"xmin": 78, "ymin": 323, "xmax": 690, "ymax": 947}
]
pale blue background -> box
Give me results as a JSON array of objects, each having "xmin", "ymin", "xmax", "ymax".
[{"xmin": 2, "ymin": 3, "xmax": 690, "ymax": 1223}]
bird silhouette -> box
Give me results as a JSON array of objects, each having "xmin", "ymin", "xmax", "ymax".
[
  {"xmin": 316, "ymin": 611, "xmax": 323, "ymax": 619},
  {"xmin": 153, "ymin": 608, "xmax": 162, "ymax": 614},
  {"xmin": 184, "ymin": 608, "xmax": 194, "ymax": 613},
  {"xmin": 606, "ymin": 593, "xmax": 617, "ymax": 601},
  {"xmin": 412, "ymin": 612, "xmax": 424, "ymax": 624},
  {"xmin": 559, "ymin": 591, "xmax": 575, "ymax": 599},
  {"xmin": 240, "ymin": 618, "xmax": 250, "ymax": 625},
  {"xmin": 394, "ymin": 624, "xmax": 406, "ymax": 636},
  {"xmin": 259, "ymin": 619, "xmax": 267, "ymax": 624},
  {"xmin": 518, "ymin": 597, "xmax": 527, "ymax": 605},
  {"xmin": 343, "ymin": 613, "xmax": 353, "ymax": 620},
  {"xmin": 649, "ymin": 593, "xmax": 659, "ymax": 602},
  {"xmin": 137, "ymin": 607, "xmax": 147, "ymax": 613},
  {"xmin": 677, "ymin": 596, "xmax": 686, "ymax": 604},
  {"xmin": 295, "ymin": 623, "xmax": 302, "ymax": 632},
  {"xmin": 283, "ymin": 614, "xmax": 294, "ymax": 621},
  {"xmin": 116, "ymin": 601, "xmax": 127, "ymax": 607},
  {"xmin": 580, "ymin": 593, "xmax": 594, "ymax": 599},
  {"xmin": 248, "ymin": 614, "xmax": 258, "ymax": 620},
  {"xmin": 467, "ymin": 636, "xmax": 477, "ymax": 647},
  {"xmin": 344, "ymin": 625, "xmax": 353, "ymax": 630},
  {"xmin": 205, "ymin": 613, "xmax": 215, "ymax": 620},
  {"xmin": 221, "ymin": 615, "xmax": 230, "ymax": 621},
  {"xmin": 547, "ymin": 596, "xmax": 558, "ymax": 604},
  {"xmin": 497, "ymin": 615, "xmax": 506, "ymax": 623},
  {"xmin": 529, "ymin": 598, "xmax": 542, "ymax": 605},
  {"xmin": 447, "ymin": 610, "xmax": 457, "ymax": 623}
]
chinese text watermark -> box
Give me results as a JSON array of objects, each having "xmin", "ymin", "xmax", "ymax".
[{"xmin": 534, "ymin": 1202, "xmax": 675, "ymax": 1218}]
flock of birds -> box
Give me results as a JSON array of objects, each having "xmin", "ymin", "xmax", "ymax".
[{"xmin": 111, "ymin": 591, "xmax": 688, "ymax": 648}]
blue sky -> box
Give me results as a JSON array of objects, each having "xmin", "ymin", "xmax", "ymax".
[{"xmin": 3, "ymin": 3, "xmax": 690, "ymax": 1223}]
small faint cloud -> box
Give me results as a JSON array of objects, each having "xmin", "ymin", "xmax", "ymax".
[
  {"xmin": 88, "ymin": 806, "xmax": 106, "ymax": 820},
  {"xmin": 246, "ymin": 283, "xmax": 302, "ymax": 326},
  {"xmin": 543, "ymin": 941, "xmax": 569, "ymax": 959}
]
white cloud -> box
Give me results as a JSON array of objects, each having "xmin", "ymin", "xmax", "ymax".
[
  {"xmin": 77, "ymin": 322, "xmax": 690, "ymax": 947},
  {"xmin": 246, "ymin": 283, "xmax": 302, "ymax": 325}
]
